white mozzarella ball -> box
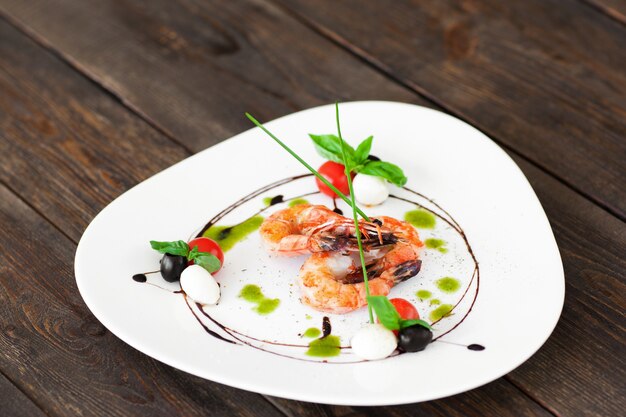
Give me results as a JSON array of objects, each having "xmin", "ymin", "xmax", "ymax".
[
  {"xmin": 351, "ymin": 323, "xmax": 397, "ymax": 360},
  {"xmin": 353, "ymin": 174, "xmax": 389, "ymax": 206},
  {"xmin": 180, "ymin": 265, "xmax": 220, "ymax": 305}
]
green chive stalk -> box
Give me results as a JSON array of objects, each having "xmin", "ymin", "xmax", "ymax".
[
  {"xmin": 246, "ymin": 113, "xmax": 370, "ymax": 222},
  {"xmin": 335, "ymin": 103, "xmax": 374, "ymax": 324}
]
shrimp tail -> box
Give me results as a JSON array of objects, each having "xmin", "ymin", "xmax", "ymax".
[{"xmin": 390, "ymin": 259, "xmax": 422, "ymax": 283}]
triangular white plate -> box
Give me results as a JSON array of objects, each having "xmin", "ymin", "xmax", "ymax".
[{"xmin": 75, "ymin": 101, "xmax": 564, "ymax": 405}]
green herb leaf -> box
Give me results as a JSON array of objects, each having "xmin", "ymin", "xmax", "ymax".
[
  {"xmin": 358, "ymin": 160, "xmax": 408, "ymax": 186},
  {"xmin": 197, "ymin": 254, "xmax": 221, "ymax": 272},
  {"xmin": 354, "ymin": 136, "xmax": 373, "ymax": 164},
  {"xmin": 366, "ymin": 295, "xmax": 401, "ymax": 330},
  {"xmin": 399, "ymin": 319, "xmax": 432, "ymax": 330},
  {"xmin": 309, "ymin": 134, "xmax": 356, "ymax": 167},
  {"xmin": 150, "ymin": 240, "xmax": 189, "ymax": 257},
  {"xmin": 189, "ymin": 249, "xmax": 222, "ymax": 273},
  {"xmin": 246, "ymin": 112, "xmax": 370, "ymax": 222}
]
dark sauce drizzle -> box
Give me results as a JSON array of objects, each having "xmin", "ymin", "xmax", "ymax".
[
  {"xmin": 269, "ymin": 195, "xmax": 284, "ymax": 206},
  {"xmin": 322, "ymin": 316, "xmax": 332, "ymax": 338},
  {"xmin": 332, "ymin": 199, "xmax": 343, "ymax": 215},
  {"xmin": 136, "ymin": 173, "xmax": 483, "ymax": 362},
  {"xmin": 132, "ymin": 274, "xmax": 147, "ymax": 283}
]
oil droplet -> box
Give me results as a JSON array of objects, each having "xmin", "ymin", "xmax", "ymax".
[
  {"xmin": 302, "ymin": 327, "xmax": 321, "ymax": 338},
  {"xmin": 436, "ymin": 277, "xmax": 461, "ymax": 293},
  {"xmin": 288, "ymin": 198, "xmax": 309, "ymax": 207},
  {"xmin": 204, "ymin": 216, "xmax": 264, "ymax": 252},
  {"xmin": 239, "ymin": 284, "xmax": 280, "ymax": 315},
  {"xmin": 425, "ymin": 238, "xmax": 448, "ymax": 253},
  {"xmin": 429, "ymin": 304, "xmax": 454, "ymax": 321},
  {"xmin": 306, "ymin": 335, "xmax": 341, "ymax": 357},
  {"xmin": 416, "ymin": 290, "xmax": 432, "ymax": 300},
  {"xmin": 404, "ymin": 209, "xmax": 436, "ymax": 229},
  {"xmin": 305, "ymin": 314, "xmax": 312, "ymax": 320}
]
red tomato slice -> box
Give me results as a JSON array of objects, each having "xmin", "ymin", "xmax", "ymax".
[
  {"xmin": 315, "ymin": 161, "xmax": 355, "ymax": 198},
  {"xmin": 187, "ymin": 237, "xmax": 224, "ymax": 273},
  {"xmin": 389, "ymin": 298, "xmax": 420, "ymax": 320},
  {"xmin": 378, "ymin": 298, "xmax": 420, "ymax": 334}
]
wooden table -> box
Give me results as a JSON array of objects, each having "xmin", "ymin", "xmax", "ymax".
[{"xmin": 1, "ymin": 1, "xmax": 624, "ymax": 416}]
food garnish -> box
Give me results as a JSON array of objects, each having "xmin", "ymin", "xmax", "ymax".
[
  {"xmin": 352, "ymin": 173, "xmax": 389, "ymax": 206},
  {"xmin": 315, "ymin": 160, "xmax": 355, "ymax": 197},
  {"xmin": 350, "ymin": 323, "xmax": 397, "ymax": 360},
  {"xmin": 245, "ymin": 113, "xmax": 370, "ymax": 222},
  {"xmin": 180, "ymin": 265, "xmax": 220, "ymax": 306},
  {"xmin": 248, "ymin": 103, "xmax": 432, "ymax": 358},
  {"xmin": 150, "ymin": 239, "xmax": 222, "ymax": 282},
  {"xmin": 308, "ymin": 133, "xmax": 407, "ymax": 186}
]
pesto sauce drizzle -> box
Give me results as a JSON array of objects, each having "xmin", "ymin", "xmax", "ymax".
[
  {"xmin": 288, "ymin": 198, "xmax": 309, "ymax": 207},
  {"xmin": 424, "ymin": 238, "xmax": 448, "ymax": 253},
  {"xmin": 302, "ymin": 327, "xmax": 321, "ymax": 338},
  {"xmin": 239, "ymin": 284, "xmax": 280, "ymax": 315},
  {"xmin": 306, "ymin": 335, "xmax": 341, "ymax": 357},
  {"xmin": 404, "ymin": 209, "xmax": 436, "ymax": 229},
  {"xmin": 203, "ymin": 215, "xmax": 264, "ymax": 252}
]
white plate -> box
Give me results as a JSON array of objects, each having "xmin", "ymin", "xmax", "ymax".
[{"xmin": 75, "ymin": 101, "xmax": 564, "ymax": 405}]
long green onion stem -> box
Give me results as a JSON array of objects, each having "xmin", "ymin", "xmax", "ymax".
[
  {"xmin": 335, "ymin": 103, "xmax": 374, "ymax": 324},
  {"xmin": 245, "ymin": 112, "xmax": 370, "ymax": 222}
]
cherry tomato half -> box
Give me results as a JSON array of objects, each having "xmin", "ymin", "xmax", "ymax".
[
  {"xmin": 315, "ymin": 161, "xmax": 355, "ymax": 198},
  {"xmin": 378, "ymin": 298, "xmax": 420, "ymax": 334},
  {"xmin": 389, "ymin": 298, "xmax": 420, "ymax": 320},
  {"xmin": 187, "ymin": 237, "xmax": 225, "ymax": 273}
]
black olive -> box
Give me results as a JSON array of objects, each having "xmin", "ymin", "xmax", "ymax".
[
  {"xmin": 160, "ymin": 253, "xmax": 188, "ymax": 282},
  {"xmin": 368, "ymin": 154, "xmax": 381, "ymax": 161},
  {"xmin": 398, "ymin": 324, "xmax": 433, "ymax": 352}
]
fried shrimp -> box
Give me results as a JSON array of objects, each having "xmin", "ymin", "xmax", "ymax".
[
  {"xmin": 259, "ymin": 204, "xmax": 396, "ymax": 256},
  {"xmin": 259, "ymin": 204, "xmax": 344, "ymax": 256},
  {"xmin": 298, "ymin": 216, "xmax": 423, "ymax": 313}
]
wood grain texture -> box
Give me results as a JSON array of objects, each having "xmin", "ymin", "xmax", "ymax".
[
  {"xmin": 0, "ymin": 372, "xmax": 48, "ymax": 417},
  {"xmin": 0, "ymin": 19, "xmax": 188, "ymax": 242},
  {"xmin": 0, "ymin": 1, "xmax": 625, "ymax": 416},
  {"xmin": 267, "ymin": 376, "xmax": 555, "ymax": 417},
  {"xmin": 0, "ymin": 185, "xmax": 286, "ymax": 417},
  {"xmin": 0, "ymin": 20, "xmax": 286, "ymax": 417},
  {"xmin": 274, "ymin": 0, "xmax": 626, "ymax": 218},
  {"xmin": 0, "ymin": 0, "xmax": 418, "ymax": 153},
  {"xmin": 583, "ymin": 0, "xmax": 626, "ymax": 24}
]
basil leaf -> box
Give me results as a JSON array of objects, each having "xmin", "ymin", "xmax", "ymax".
[
  {"xmin": 309, "ymin": 134, "xmax": 356, "ymax": 166},
  {"xmin": 191, "ymin": 251, "xmax": 222, "ymax": 273},
  {"xmin": 399, "ymin": 319, "xmax": 432, "ymax": 331},
  {"xmin": 359, "ymin": 160, "xmax": 408, "ymax": 186},
  {"xmin": 366, "ymin": 295, "xmax": 401, "ymax": 330},
  {"xmin": 150, "ymin": 240, "xmax": 189, "ymax": 257},
  {"xmin": 354, "ymin": 136, "xmax": 373, "ymax": 164}
]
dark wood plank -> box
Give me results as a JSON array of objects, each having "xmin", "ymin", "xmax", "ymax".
[
  {"xmin": 267, "ymin": 376, "xmax": 555, "ymax": 417},
  {"xmin": 583, "ymin": 0, "xmax": 626, "ymax": 24},
  {"xmin": 0, "ymin": 0, "xmax": 417, "ymax": 152},
  {"xmin": 0, "ymin": 372, "xmax": 48, "ymax": 417},
  {"xmin": 0, "ymin": 2, "xmax": 624, "ymax": 416},
  {"xmin": 274, "ymin": 0, "xmax": 626, "ymax": 218},
  {"xmin": 0, "ymin": 21, "xmax": 284, "ymax": 417},
  {"xmin": 508, "ymin": 157, "xmax": 626, "ymax": 417},
  {"xmin": 0, "ymin": 188, "xmax": 286, "ymax": 417}
]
